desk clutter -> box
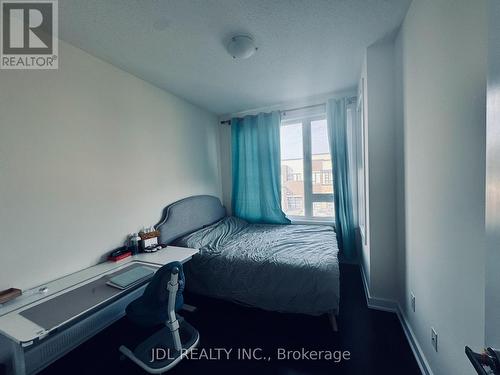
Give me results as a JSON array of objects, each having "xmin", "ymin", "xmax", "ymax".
[
  {"xmin": 139, "ymin": 227, "xmax": 161, "ymax": 252},
  {"xmin": 108, "ymin": 247, "xmax": 132, "ymax": 262},
  {"xmin": 108, "ymin": 226, "xmax": 164, "ymax": 261},
  {"xmin": 0, "ymin": 288, "xmax": 21, "ymax": 304}
]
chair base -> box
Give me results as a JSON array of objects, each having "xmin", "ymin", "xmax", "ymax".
[{"xmin": 119, "ymin": 320, "xmax": 200, "ymax": 374}]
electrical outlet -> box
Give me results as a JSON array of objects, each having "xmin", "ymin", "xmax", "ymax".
[
  {"xmin": 431, "ymin": 328, "xmax": 438, "ymax": 352},
  {"xmin": 411, "ymin": 292, "xmax": 415, "ymax": 312}
]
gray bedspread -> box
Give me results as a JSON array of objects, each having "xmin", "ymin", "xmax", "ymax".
[{"xmin": 174, "ymin": 217, "xmax": 339, "ymax": 316}]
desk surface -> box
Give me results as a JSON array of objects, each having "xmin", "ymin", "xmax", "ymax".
[{"xmin": 0, "ymin": 246, "xmax": 198, "ymax": 344}]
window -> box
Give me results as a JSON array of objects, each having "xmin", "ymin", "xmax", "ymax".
[
  {"xmin": 312, "ymin": 172, "xmax": 321, "ymax": 184},
  {"xmin": 287, "ymin": 196, "xmax": 303, "ymax": 210},
  {"xmin": 357, "ymin": 83, "xmax": 367, "ymax": 245},
  {"xmin": 280, "ymin": 110, "xmax": 334, "ymax": 221},
  {"xmin": 322, "ymin": 171, "xmax": 332, "ymax": 185}
]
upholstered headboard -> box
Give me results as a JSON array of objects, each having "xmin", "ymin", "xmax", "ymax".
[{"xmin": 155, "ymin": 195, "xmax": 226, "ymax": 245}]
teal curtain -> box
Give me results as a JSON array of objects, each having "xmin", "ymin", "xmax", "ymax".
[
  {"xmin": 231, "ymin": 112, "xmax": 290, "ymax": 224},
  {"xmin": 327, "ymin": 98, "xmax": 356, "ymax": 259}
]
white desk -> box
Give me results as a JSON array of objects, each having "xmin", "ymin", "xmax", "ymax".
[{"xmin": 0, "ymin": 246, "xmax": 198, "ymax": 375}]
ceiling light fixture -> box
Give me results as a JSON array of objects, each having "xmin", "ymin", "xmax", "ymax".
[{"xmin": 226, "ymin": 35, "xmax": 258, "ymax": 59}]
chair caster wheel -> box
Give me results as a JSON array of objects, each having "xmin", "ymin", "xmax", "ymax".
[{"xmin": 119, "ymin": 354, "xmax": 126, "ymax": 361}]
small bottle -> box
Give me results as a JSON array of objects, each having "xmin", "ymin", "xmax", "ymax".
[{"xmin": 129, "ymin": 233, "xmax": 140, "ymax": 255}]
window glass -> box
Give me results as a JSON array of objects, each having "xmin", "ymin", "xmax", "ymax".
[
  {"xmin": 313, "ymin": 202, "xmax": 335, "ymax": 218},
  {"xmin": 280, "ymin": 115, "xmax": 334, "ymax": 220},
  {"xmin": 311, "ymin": 119, "xmax": 333, "ymax": 195},
  {"xmin": 280, "ymin": 123, "xmax": 305, "ymax": 217}
]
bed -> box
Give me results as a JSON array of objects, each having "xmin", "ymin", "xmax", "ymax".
[{"xmin": 156, "ymin": 195, "xmax": 340, "ymax": 318}]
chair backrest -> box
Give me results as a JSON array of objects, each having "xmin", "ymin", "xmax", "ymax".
[
  {"xmin": 125, "ymin": 262, "xmax": 184, "ymax": 326},
  {"xmin": 143, "ymin": 261, "xmax": 184, "ymax": 309}
]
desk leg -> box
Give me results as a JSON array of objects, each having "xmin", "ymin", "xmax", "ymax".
[{"xmin": 11, "ymin": 342, "xmax": 26, "ymax": 375}]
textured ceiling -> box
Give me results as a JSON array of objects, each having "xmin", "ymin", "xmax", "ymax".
[{"xmin": 59, "ymin": 0, "xmax": 411, "ymax": 115}]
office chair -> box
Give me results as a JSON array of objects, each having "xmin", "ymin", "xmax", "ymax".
[{"xmin": 119, "ymin": 262, "xmax": 199, "ymax": 373}]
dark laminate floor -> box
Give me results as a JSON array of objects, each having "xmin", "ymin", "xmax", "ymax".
[{"xmin": 40, "ymin": 264, "xmax": 421, "ymax": 375}]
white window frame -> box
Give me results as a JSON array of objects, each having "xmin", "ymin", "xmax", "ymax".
[
  {"xmin": 281, "ymin": 113, "xmax": 334, "ymax": 224},
  {"xmin": 356, "ymin": 84, "xmax": 368, "ymax": 245}
]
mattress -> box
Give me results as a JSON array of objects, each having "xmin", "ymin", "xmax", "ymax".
[{"xmin": 174, "ymin": 216, "xmax": 339, "ymax": 316}]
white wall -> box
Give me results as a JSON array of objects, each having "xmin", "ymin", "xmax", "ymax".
[
  {"xmin": 0, "ymin": 40, "xmax": 221, "ymax": 291},
  {"xmin": 394, "ymin": 29, "xmax": 408, "ymax": 308},
  {"xmin": 396, "ymin": 0, "xmax": 487, "ymax": 374},
  {"xmin": 359, "ymin": 39, "xmax": 398, "ymax": 301},
  {"xmin": 485, "ymin": 0, "xmax": 500, "ymax": 348}
]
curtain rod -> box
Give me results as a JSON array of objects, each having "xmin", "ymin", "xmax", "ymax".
[
  {"xmin": 220, "ymin": 96, "xmax": 357, "ymax": 125},
  {"xmin": 280, "ymin": 103, "xmax": 324, "ymax": 116}
]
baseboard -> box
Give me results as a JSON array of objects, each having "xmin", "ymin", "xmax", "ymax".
[
  {"xmin": 358, "ymin": 264, "xmax": 432, "ymax": 375},
  {"xmin": 359, "ymin": 264, "xmax": 398, "ymax": 313},
  {"xmin": 396, "ymin": 305, "xmax": 434, "ymax": 375}
]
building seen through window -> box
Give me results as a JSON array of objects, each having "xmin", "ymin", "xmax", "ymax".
[{"xmin": 280, "ymin": 115, "xmax": 334, "ymax": 220}]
